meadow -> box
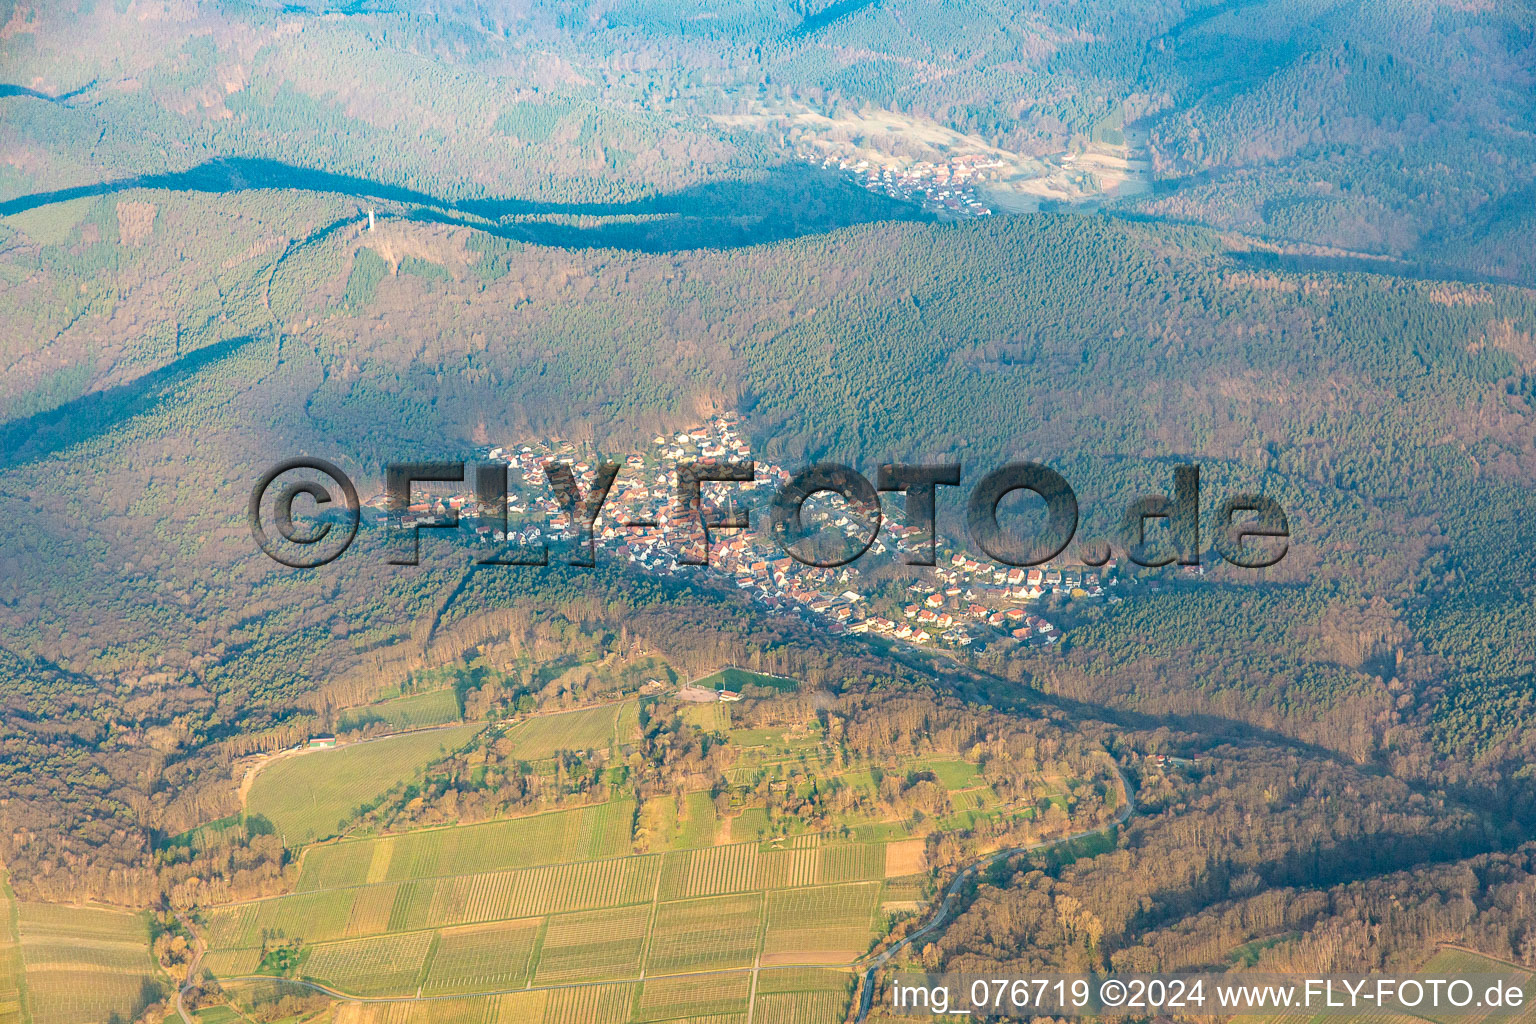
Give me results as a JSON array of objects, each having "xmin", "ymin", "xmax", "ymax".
[
  {"xmin": 693, "ymin": 667, "xmax": 799, "ymax": 694},
  {"xmin": 500, "ymin": 701, "xmax": 637, "ymax": 761},
  {"xmin": 245, "ymin": 722, "xmax": 485, "ymax": 844}
]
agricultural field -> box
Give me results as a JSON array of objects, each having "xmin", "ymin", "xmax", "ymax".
[
  {"xmin": 532, "ymin": 906, "xmax": 651, "ymax": 984},
  {"xmin": 192, "ymin": 1007, "xmax": 243, "ymax": 1024},
  {"xmin": 245, "ymin": 722, "xmax": 485, "ymax": 845},
  {"xmin": 422, "ymin": 919, "xmax": 541, "ymax": 994},
  {"xmin": 338, "ymin": 688, "xmax": 462, "ymax": 733},
  {"xmin": 1391, "ymin": 949, "xmax": 1536, "ymax": 1024},
  {"xmin": 643, "ymin": 893, "xmax": 762, "ymax": 974},
  {"xmin": 193, "ymin": 691, "xmax": 1110, "ymax": 1023},
  {"xmin": 500, "ymin": 701, "xmax": 637, "ymax": 761},
  {"xmin": 302, "ymin": 930, "xmax": 436, "ymax": 997},
  {"xmin": 199, "ymin": 811, "xmax": 909, "ymax": 1021},
  {"xmin": 292, "ymin": 798, "xmax": 637, "ymax": 892},
  {"xmin": 762, "ymin": 883, "xmax": 882, "ymax": 963},
  {"xmin": 13, "ymin": 901, "xmax": 161, "ymax": 1024},
  {"xmin": 0, "ymin": 871, "xmax": 23, "ymax": 1024},
  {"xmin": 754, "ymin": 968, "xmax": 857, "ymax": 1024},
  {"xmin": 304, "ymin": 968, "xmax": 853, "ymax": 1024}
]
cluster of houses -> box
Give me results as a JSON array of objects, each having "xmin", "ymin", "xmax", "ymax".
[
  {"xmin": 807, "ymin": 151, "xmax": 998, "ymax": 218},
  {"xmin": 370, "ymin": 414, "xmax": 1139, "ymax": 654}
]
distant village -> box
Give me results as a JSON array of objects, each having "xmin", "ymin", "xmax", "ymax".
[
  {"xmin": 367, "ymin": 414, "xmax": 1202, "ymax": 656},
  {"xmin": 806, "ymin": 150, "xmax": 997, "ymax": 219}
]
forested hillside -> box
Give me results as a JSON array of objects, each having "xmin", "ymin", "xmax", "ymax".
[
  {"xmin": 4, "ymin": 1, "xmax": 1536, "ymax": 1016},
  {"xmin": 3, "ymin": 0, "xmax": 1533, "ymax": 281},
  {"xmin": 1, "ymin": 182, "xmax": 1534, "ymax": 905}
]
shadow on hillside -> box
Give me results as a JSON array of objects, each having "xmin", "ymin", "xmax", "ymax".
[
  {"xmin": 1226, "ymin": 249, "xmax": 1528, "ymax": 288},
  {"xmin": 0, "ymin": 157, "xmax": 922, "ymax": 253},
  {"xmin": 0, "ymin": 335, "xmax": 262, "ymax": 470},
  {"xmin": 0, "ymin": 80, "xmax": 97, "ymax": 103},
  {"xmin": 787, "ymin": 0, "xmax": 882, "ymax": 37}
]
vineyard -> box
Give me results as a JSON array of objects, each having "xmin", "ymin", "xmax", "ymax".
[
  {"xmin": 338, "ymin": 689, "xmax": 463, "ymax": 733},
  {"xmin": 189, "ymin": 687, "xmax": 1111, "ymax": 1024},
  {"xmin": 1221, "ymin": 950, "xmax": 1536, "ymax": 1024},
  {"xmin": 199, "ymin": 801, "xmax": 913, "ymax": 1023},
  {"xmin": 7, "ymin": 896, "xmax": 160, "ymax": 1024},
  {"xmin": 246, "ymin": 723, "xmax": 486, "ymax": 845},
  {"xmin": 0, "ymin": 872, "xmax": 21, "ymax": 1024}
]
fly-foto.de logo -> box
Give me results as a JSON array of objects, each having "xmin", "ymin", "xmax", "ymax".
[{"xmin": 250, "ymin": 457, "xmax": 1289, "ymax": 572}]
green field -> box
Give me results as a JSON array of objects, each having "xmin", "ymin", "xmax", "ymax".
[
  {"xmin": 338, "ymin": 688, "xmax": 462, "ymax": 733},
  {"xmin": 13, "ymin": 902, "xmax": 160, "ymax": 1024},
  {"xmin": 670, "ymin": 790, "xmax": 719, "ymax": 849},
  {"xmin": 502, "ymin": 702, "xmax": 635, "ymax": 761},
  {"xmin": 678, "ymin": 701, "xmax": 729, "ymax": 732},
  {"xmin": 246, "ymin": 723, "xmax": 484, "ymax": 844},
  {"xmin": 192, "ymin": 1007, "xmax": 242, "ymax": 1024},
  {"xmin": 694, "ymin": 667, "xmax": 799, "ymax": 693}
]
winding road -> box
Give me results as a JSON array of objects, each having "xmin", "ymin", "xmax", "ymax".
[{"xmin": 174, "ymin": 911, "xmax": 207, "ymax": 1024}]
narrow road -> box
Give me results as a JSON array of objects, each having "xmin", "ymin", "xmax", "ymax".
[{"xmin": 174, "ymin": 910, "xmax": 207, "ymax": 1024}]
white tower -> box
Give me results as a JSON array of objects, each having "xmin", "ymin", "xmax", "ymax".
[{"xmin": 368, "ymin": 209, "xmax": 375, "ymax": 231}]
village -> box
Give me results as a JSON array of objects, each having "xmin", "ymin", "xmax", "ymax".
[
  {"xmin": 364, "ymin": 414, "xmax": 1197, "ymax": 656},
  {"xmin": 807, "ymin": 150, "xmax": 997, "ymax": 219}
]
